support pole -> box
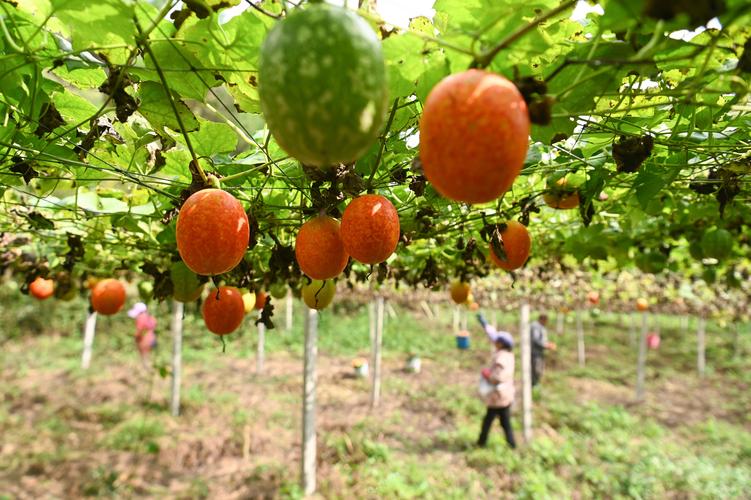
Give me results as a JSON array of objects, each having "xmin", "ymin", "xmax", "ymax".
[
  {"xmin": 368, "ymin": 300, "xmax": 376, "ymax": 345},
  {"xmin": 257, "ymin": 314, "xmax": 265, "ymax": 374},
  {"xmin": 636, "ymin": 312, "xmax": 648, "ymax": 401},
  {"xmin": 452, "ymin": 306, "xmax": 460, "ymax": 333},
  {"xmin": 386, "ymin": 302, "xmax": 397, "ymax": 320},
  {"xmin": 520, "ymin": 302, "xmax": 532, "ymax": 442},
  {"xmin": 81, "ymin": 311, "xmax": 97, "ymax": 369},
  {"xmin": 680, "ymin": 315, "xmax": 689, "ymax": 336},
  {"xmin": 370, "ymin": 296, "xmax": 384, "ymax": 409},
  {"xmin": 697, "ymin": 316, "xmax": 706, "ymax": 377},
  {"xmin": 419, "ymin": 301, "xmax": 434, "ymax": 320},
  {"xmin": 556, "ymin": 310, "xmax": 564, "ymax": 335},
  {"xmin": 285, "ymin": 289, "xmax": 293, "ymax": 332},
  {"xmin": 576, "ymin": 310, "xmax": 585, "ymax": 367},
  {"xmin": 170, "ymin": 301, "xmax": 184, "ymax": 416},
  {"xmin": 301, "ymin": 307, "xmax": 318, "ymax": 496}
]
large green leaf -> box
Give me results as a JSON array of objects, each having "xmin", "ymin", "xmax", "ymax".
[
  {"xmin": 136, "ymin": 81, "xmax": 199, "ymax": 133},
  {"xmin": 51, "ymin": 0, "xmax": 136, "ymax": 65},
  {"xmin": 183, "ymin": 120, "xmax": 238, "ymax": 157}
]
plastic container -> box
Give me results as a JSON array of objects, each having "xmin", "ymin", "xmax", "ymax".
[
  {"xmin": 352, "ymin": 358, "xmax": 369, "ymax": 378},
  {"xmin": 406, "ymin": 356, "xmax": 421, "ymax": 373},
  {"xmin": 456, "ymin": 330, "xmax": 470, "ymax": 350}
]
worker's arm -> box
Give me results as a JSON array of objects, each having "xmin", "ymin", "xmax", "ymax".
[{"xmin": 476, "ymin": 313, "xmax": 497, "ymax": 341}]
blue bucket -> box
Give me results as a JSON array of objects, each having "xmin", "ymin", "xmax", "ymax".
[{"xmin": 456, "ymin": 335, "xmax": 470, "ymax": 350}]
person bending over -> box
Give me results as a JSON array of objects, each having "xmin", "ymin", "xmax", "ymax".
[{"xmin": 128, "ymin": 302, "xmax": 157, "ymax": 370}]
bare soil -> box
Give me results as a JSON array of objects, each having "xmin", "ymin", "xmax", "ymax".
[{"xmin": 0, "ymin": 334, "xmax": 747, "ymax": 499}]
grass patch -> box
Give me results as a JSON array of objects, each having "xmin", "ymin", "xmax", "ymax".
[{"xmin": 103, "ymin": 417, "xmax": 164, "ymax": 453}]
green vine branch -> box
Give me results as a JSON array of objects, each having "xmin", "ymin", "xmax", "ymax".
[
  {"xmin": 471, "ymin": 0, "xmax": 577, "ymax": 69},
  {"xmin": 367, "ymin": 98, "xmax": 399, "ymax": 192},
  {"xmin": 135, "ymin": 19, "xmax": 208, "ymax": 187}
]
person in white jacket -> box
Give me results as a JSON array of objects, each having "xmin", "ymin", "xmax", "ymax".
[{"xmin": 476, "ymin": 313, "xmax": 516, "ymax": 449}]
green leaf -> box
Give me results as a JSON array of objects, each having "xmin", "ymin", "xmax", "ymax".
[
  {"xmin": 156, "ymin": 225, "xmax": 176, "ymax": 245},
  {"xmin": 599, "ymin": 0, "xmax": 643, "ymax": 31},
  {"xmin": 633, "ymin": 160, "xmax": 681, "ymax": 209},
  {"xmin": 112, "ymin": 214, "xmax": 152, "ymax": 234},
  {"xmin": 136, "ymin": 40, "xmax": 219, "ymax": 102},
  {"xmin": 52, "ymin": 66, "xmax": 107, "ymax": 89},
  {"xmin": 382, "ymin": 33, "xmax": 425, "ymax": 98},
  {"xmin": 137, "ymin": 81, "xmax": 199, "ymax": 133},
  {"xmin": 53, "ymin": 92, "xmax": 99, "ymax": 125},
  {"xmin": 184, "ymin": 120, "xmax": 238, "ymax": 158},
  {"xmin": 97, "ymin": 197, "xmax": 129, "ymax": 214},
  {"xmin": 415, "ymin": 52, "xmax": 451, "ymax": 105},
  {"xmin": 51, "ymin": 0, "xmax": 136, "ymax": 65}
]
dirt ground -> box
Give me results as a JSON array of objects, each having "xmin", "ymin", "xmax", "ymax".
[
  {"xmin": 1, "ymin": 346, "xmax": 483, "ymax": 499},
  {"xmin": 1, "ymin": 332, "xmax": 748, "ymax": 499}
]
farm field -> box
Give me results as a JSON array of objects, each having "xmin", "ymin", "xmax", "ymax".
[
  {"xmin": 2, "ymin": 292, "xmax": 750, "ymax": 499},
  {"xmin": 1, "ymin": 0, "xmax": 751, "ymax": 498}
]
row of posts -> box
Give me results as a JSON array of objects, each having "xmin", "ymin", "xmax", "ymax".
[
  {"xmin": 76, "ymin": 290, "xmax": 383, "ymax": 497},
  {"xmin": 77, "ymin": 293, "xmax": 720, "ymax": 496}
]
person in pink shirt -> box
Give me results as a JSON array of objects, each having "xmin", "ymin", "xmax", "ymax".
[
  {"xmin": 476, "ymin": 313, "xmax": 516, "ymax": 449},
  {"xmin": 128, "ymin": 302, "xmax": 157, "ymax": 369}
]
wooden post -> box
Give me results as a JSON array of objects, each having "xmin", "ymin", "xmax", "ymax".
[
  {"xmin": 680, "ymin": 315, "xmax": 689, "ymax": 335},
  {"xmin": 301, "ymin": 307, "xmax": 318, "ymax": 496},
  {"xmin": 556, "ymin": 311, "xmax": 564, "ymax": 335},
  {"xmin": 520, "ymin": 302, "xmax": 532, "ymax": 442},
  {"xmin": 491, "ymin": 310, "xmax": 498, "ymax": 329},
  {"xmin": 460, "ymin": 307, "xmax": 468, "ymax": 331},
  {"xmin": 452, "ymin": 306, "xmax": 459, "ymax": 333},
  {"xmin": 81, "ymin": 311, "xmax": 97, "ymax": 369},
  {"xmin": 635, "ymin": 312, "xmax": 648, "ymax": 401},
  {"xmin": 576, "ymin": 310, "xmax": 585, "ymax": 367},
  {"xmin": 370, "ymin": 296, "xmax": 384, "ymax": 409},
  {"xmin": 257, "ymin": 313, "xmax": 265, "ymax": 374},
  {"xmin": 170, "ymin": 300, "xmax": 183, "ymax": 416},
  {"xmin": 285, "ymin": 289, "xmax": 293, "ymax": 332},
  {"xmin": 386, "ymin": 302, "xmax": 397, "ymax": 320},
  {"xmin": 368, "ymin": 300, "xmax": 376, "ymax": 345},
  {"xmin": 697, "ymin": 316, "xmax": 706, "ymax": 377},
  {"xmin": 419, "ymin": 301, "xmax": 434, "ymax": 320}
]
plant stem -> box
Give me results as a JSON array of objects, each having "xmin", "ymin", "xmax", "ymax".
[
  {"xmin": 472, "ymin": 0, "xmax": 577, "ymax": 69},
  {"xmin": 367, "ymin": 98, "xmax": 399, "ymax": 191},
  {"xmin": 135, "ymin": 19, "xmax": 208, "ymax": 186}
]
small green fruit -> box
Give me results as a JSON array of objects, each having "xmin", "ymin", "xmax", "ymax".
[{"xmin": 302, "ymin": 279, "xmax": 335, "ymax": 310}]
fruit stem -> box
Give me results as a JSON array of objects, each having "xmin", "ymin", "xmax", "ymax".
[
  {"xmin": 367, "ymin": 98, "xmax": 400, "ymax": 192},
  {"xmin": 471, "ymin": 0, "xmax": 577, "ymax": 69},
  {"xmin": 207, "ymin": 174, "xmax": 222, "ymax": 189},
  {"xmin": 218, "ymin": 160, "xmax": 280, "ymax": 183},
  {"xmin": 314, "ymin": 280, "xmax": 326, "ymax": 309}
]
